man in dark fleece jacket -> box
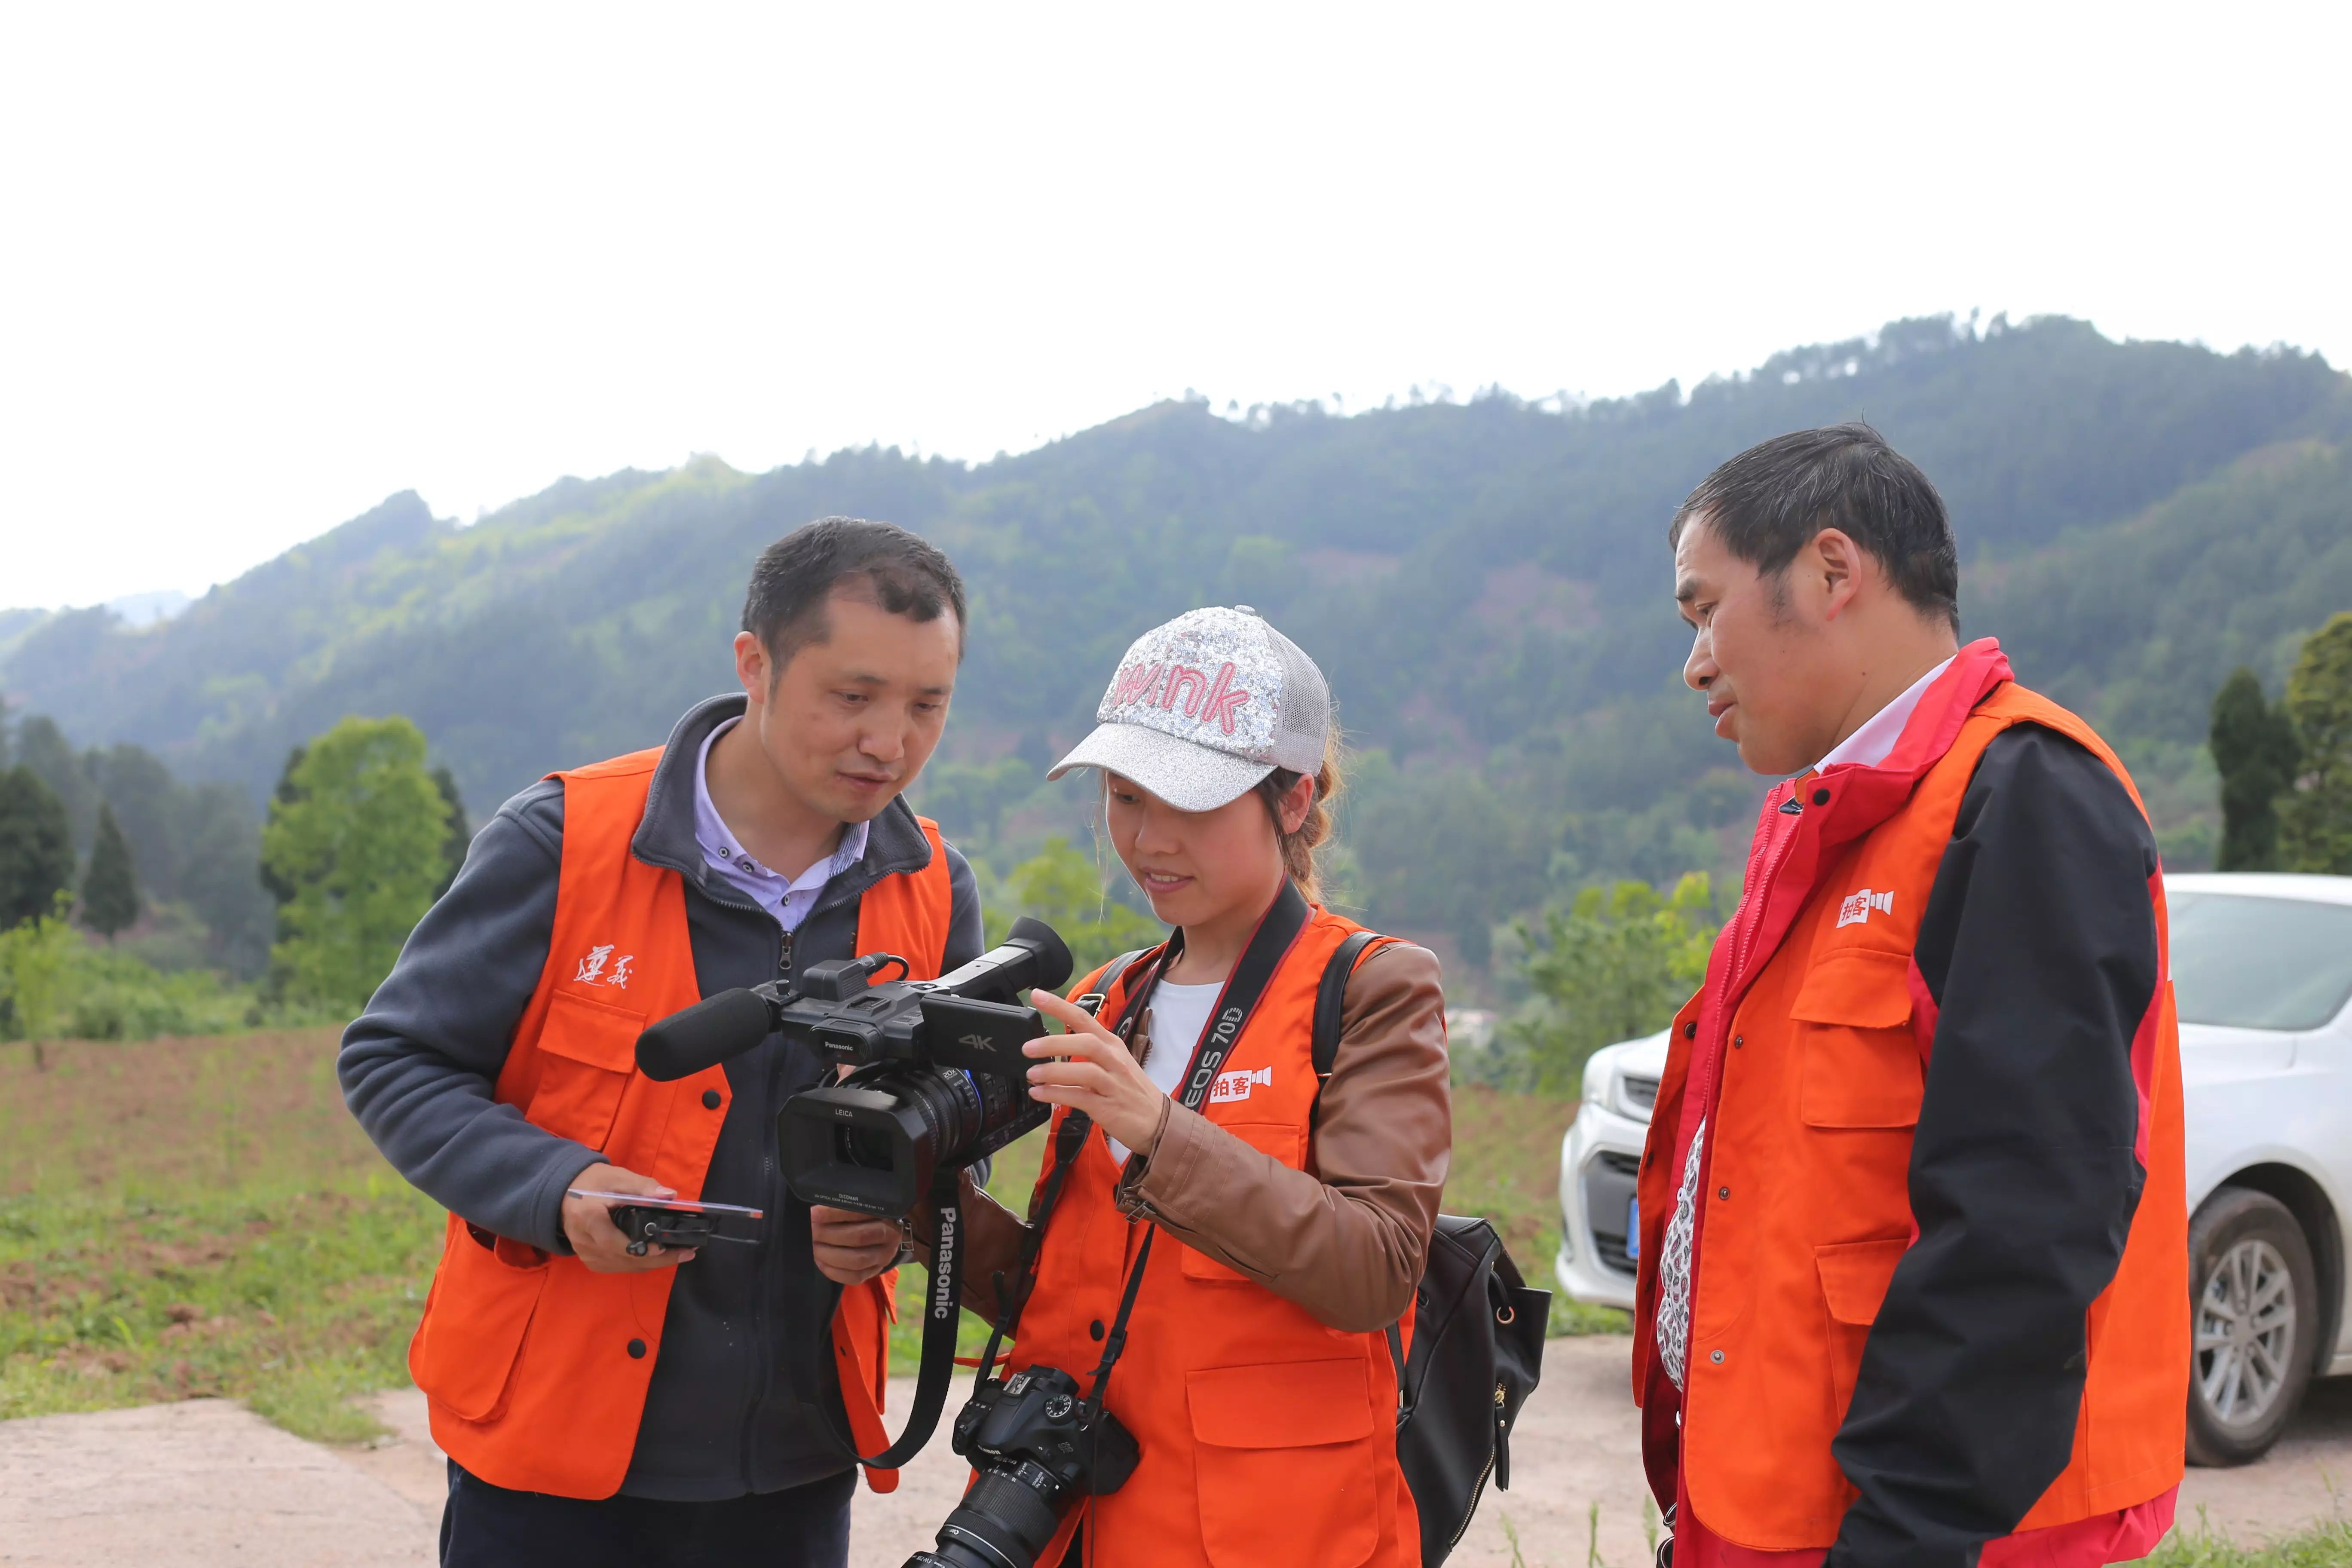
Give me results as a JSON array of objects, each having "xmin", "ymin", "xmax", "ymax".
[{"xmin": 341, "ymin": 518, "xmax": 983, "ymax": 1568}]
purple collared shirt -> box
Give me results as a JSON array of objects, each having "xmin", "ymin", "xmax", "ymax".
[{"xmin": 692, "ymin": 717, "xmax": 869, "ymax": 932}]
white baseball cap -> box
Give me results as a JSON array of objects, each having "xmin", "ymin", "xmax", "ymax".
[{"xmin": 1047, "ymin": 606, "xmax": 1332, "ymax": 812}]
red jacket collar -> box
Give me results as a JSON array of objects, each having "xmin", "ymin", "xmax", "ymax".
[{"xmin": 1837, "ymin": 637, "xmax": 2012, "ymax": 786}]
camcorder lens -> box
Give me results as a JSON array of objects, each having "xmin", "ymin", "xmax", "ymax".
[{"xmin": 836, "ymin": 1123, "xmax": 899, "ymax": 1172}]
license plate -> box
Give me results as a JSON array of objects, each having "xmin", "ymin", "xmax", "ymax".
[{"xmin": 1626, "ymin": 1197, "xmax": 1640, "ymax": 1259}]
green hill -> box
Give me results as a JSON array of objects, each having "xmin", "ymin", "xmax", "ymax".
[{"xmin": 6, "ymin": 314, "xmax": 2348, "ymax": 979}]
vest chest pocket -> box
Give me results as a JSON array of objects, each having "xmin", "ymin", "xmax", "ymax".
[
  {"xmin": 1791, "ymin": 949, "xmax": 1921, "ymax": 1129},
  {"xmin": 1187, "ymin": 1357, "xmax": 1379, "ymax": 1568},
  {"xmin": 526, "ymin": 990, "xmax": 645, "ymax": 1150},
  {"xmin": 1177, "ymin": 1121, "xmax": 1307, "ymax": 1285}
]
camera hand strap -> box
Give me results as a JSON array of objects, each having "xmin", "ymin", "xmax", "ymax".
[{"xmin": 817, "ymin": 1164, "xmax": 967, "ymax": 1474}]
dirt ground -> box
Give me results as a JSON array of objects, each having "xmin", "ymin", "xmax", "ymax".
[{"xmin": 3, "ymin": 1340, "xmax": 2349, "ymax": 1566}]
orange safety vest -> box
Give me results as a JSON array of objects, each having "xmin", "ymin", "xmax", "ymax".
[
  {"xmin": 406, "ymin": 746, "xmax": 954, "ymax": 1499},
  {"xmin": 1008, "ymin": 906, "xmax": 1421, "ymax": 1568},
  {"xmin": 1631, "ymin": 656, "xmax": 2187, "ymax": 1554}
]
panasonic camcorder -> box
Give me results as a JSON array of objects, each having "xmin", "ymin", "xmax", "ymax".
[
  {"xmin": 634, "ymin": 916, "xmax": 1075, "ymax": 1216},
  {"xmin": 637, "ymin": 916, "xmax": 1142, "ymax": 1568}
]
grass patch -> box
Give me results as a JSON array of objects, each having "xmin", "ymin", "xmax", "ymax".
[
  {"xmin": 2141, "ymin": 1513, "xmax": 2352, "ymax": 1566},
  {"xmin": 0, "ymin": 1028, "xmax": 1607, "ymax": 1444},
  {"xmin": 1449, "ymin": 1085, "xmax": 1629, "ymax": 1335},
  {"xmin": 0, "ymin": 1029, "xmax": 440, "ymax": 1442}
]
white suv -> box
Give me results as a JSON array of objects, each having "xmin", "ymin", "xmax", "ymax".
[{"xmin": 1553, "ymin": 872, "xmax": 2352, "ymax": 1465}]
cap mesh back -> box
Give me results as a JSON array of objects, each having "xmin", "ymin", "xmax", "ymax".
[{"xmin": 1263, "ymin": 622, "xmax": 1332, "ymax": 774}]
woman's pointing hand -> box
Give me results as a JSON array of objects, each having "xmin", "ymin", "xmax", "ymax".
[{"xmin": 1024, "ymin": 988, "xmax": 1169, "ymax": 1159}]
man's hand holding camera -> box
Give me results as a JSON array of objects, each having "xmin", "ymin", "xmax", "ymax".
[
  {"xmin": 562, "ymin": 1161, "xmax": 699, "ymax": 1273},
  {"xmin": 810, "ymin": 1206, "xmax": 903, "ymax": 1286}
]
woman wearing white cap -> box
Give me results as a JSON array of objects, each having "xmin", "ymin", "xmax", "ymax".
[{"xmin": 953, "ymin": 606, "xmax": 1452, "ymax": 1568}]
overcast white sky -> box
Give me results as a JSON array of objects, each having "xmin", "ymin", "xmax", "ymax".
[{"xmin": 3, "ymin": 2, "xmax": 2347, "ymax": 611}]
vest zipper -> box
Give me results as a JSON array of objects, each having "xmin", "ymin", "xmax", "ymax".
[{"xmin": 739, "ymin": 916, "xmax": 789, "ymax": 1491}]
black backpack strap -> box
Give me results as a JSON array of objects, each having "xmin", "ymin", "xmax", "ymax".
[
  {"xmin": 1311, "ymin": 930, "xmax": 1381, "ymax": 1081},
  {"xmin": 1077, "ymin": 947, "xmax": 1153, "ymax": 1007}
]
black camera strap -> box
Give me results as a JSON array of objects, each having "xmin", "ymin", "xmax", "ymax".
[
  {"xmin": 801, "ymin": 1163, "xmax": 967, "ymax": 1475},
  {"xmin": 866, "ymin": 1165, "xmax": 966, "ymax": 1471},
  {"xmin": 1149, "ymin": 877, "xmax": 1311, "ymax": 1126}
]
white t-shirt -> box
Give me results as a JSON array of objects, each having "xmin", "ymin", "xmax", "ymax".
[{"xmin": 1106, "ymin": 979, "xmax": 1223, "ymax": 1163}]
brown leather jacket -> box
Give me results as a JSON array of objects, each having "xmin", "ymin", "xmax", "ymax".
[{"xmin": 953, "ymin": 941, "xmax": 1451, "ymax": 1334}]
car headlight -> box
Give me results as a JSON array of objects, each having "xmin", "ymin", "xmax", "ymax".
[{"xmin": 1581, "ymin": 1063, "xmax": 1608, "ymax": 1106}]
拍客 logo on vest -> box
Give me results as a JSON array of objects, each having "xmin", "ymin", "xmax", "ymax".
[
  {"xmin": 1208, "ymin": 1066, "xmax": 1272, "ymax": 1105},
  {"xmin": 1837, "ymin": 889, "xmax": 1895, "ymax": 929},
  {"xmin": 575, "ymin": 943, "xmax": 636, "ymax": 989}
]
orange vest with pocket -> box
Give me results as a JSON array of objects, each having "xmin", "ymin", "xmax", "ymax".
[
  {"xmin": 405, "ymin": 746, "xmax": 953, "ymax": 1500},
  {"xmin": 1007, "ymin": 908, "xmax": 1421, "ymax": 1568},
  {"xmin": 1630, "ymin": 676, "xmax": 2187, "ymax": 1551}
]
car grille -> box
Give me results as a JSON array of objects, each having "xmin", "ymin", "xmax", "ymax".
[
  {"xmin": 1620, "ymin": 1074, "xmax": 1659, "ymax": 1115},
  {"xmin": 1583, "ymin": 1149, "xmax": 1642, "ymax": 1277}
]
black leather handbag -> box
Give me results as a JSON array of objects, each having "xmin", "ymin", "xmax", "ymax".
[{"xmin": 1314, "ymin": 934, "xmax": 1553, "ymax": 1567}]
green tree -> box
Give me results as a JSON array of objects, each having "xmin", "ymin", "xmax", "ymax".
[
  {"xmin": 0, "ymin": 766, "xmax": 77, "ymax": 929},
  {"xmin": 984, "ymin": 836, "xmax": 1164, "ymax": 981},
  {"xmin": 12, "ymin": 716, "xmax": 96, "ymax": 851},
  {"xmin": 178, "ymin": 783, "xmax": 274, "ymax": 977},
  {"xmin": 2280, "ymin": 613, "xmax": 2352, "ymax": 874},
  {"xmin": 2211, "ymin": 667, "xmax": 2302, "ymax": 871},
  {"xmin": 86, "ymin": 741, "xmax": 187, "ymax": 900},
  {"xmin": 258, "ymin": 744, "xmax": 309, "ymax": 908},
  {"xmin": 0, "ymin": 894, "xmax": 80, "ymax": 1054},
  {"xmin": 914, "ymin": 757, "xmax": 1038, "ymax": 858},
  {"xmin": 1507, "ymin": 874, "xmax": 1718, "ymax": 1094},
  {"xmin": 429, "ymin": 765, "xmax": 472, "ymax": 899},
  {"xmin": 261, "ymin": 717, "xmax": 451, "ymax": 1011},
  {"xmin": 80, "ymin": 802, "xmax": 140, "ymax": 939}
]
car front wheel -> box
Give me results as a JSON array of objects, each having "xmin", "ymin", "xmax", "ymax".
[{"xmin": 2186, "ymin": 1186, "xmax": 2318, "ymax": 1466}]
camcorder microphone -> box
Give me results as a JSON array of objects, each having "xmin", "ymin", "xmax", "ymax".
[{"xmin": 635, "ymin": 986, "xmax": 778, "ymax": 1082}]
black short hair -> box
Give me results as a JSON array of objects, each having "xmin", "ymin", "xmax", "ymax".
[
  {"xmin": 1667, "ymin": 423, "xmax": 1959, "ymax": 628},
  {"xmin": 741, "ymin": 517, "xmax": 967, "ymax": 674}
]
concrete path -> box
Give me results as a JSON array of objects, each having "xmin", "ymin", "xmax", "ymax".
[
  {"xmin": 4, "ymin": 1340, "xmax": 2349, "ymax": 1565},
  {"xmin": 0, "ymin": 1399, "xmax": 433, "ymax": 1566}
]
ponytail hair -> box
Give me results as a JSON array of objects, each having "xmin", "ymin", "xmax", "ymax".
[{"xmin": 1254, "ymin": 729, "xmax": 1347, "ymax": 904}]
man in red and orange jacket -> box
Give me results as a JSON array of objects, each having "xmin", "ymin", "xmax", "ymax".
[{"xmin": 1635, "ymin": 425, "xmax": 2187, "ymax": 1568}]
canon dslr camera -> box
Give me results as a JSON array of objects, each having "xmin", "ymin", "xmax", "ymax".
[
  {"xmin": 905, "ymin": 1365, "xmax": 1139, "ymax": 1568},
  {"xmin": 634, "ymin": 916, "xmax": 1074, "ymax": 1216}
]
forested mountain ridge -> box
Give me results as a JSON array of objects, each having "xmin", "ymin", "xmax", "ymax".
[{"xmin": 7, "ymin": 315, "xmax": 2349, "ymax": 976}]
